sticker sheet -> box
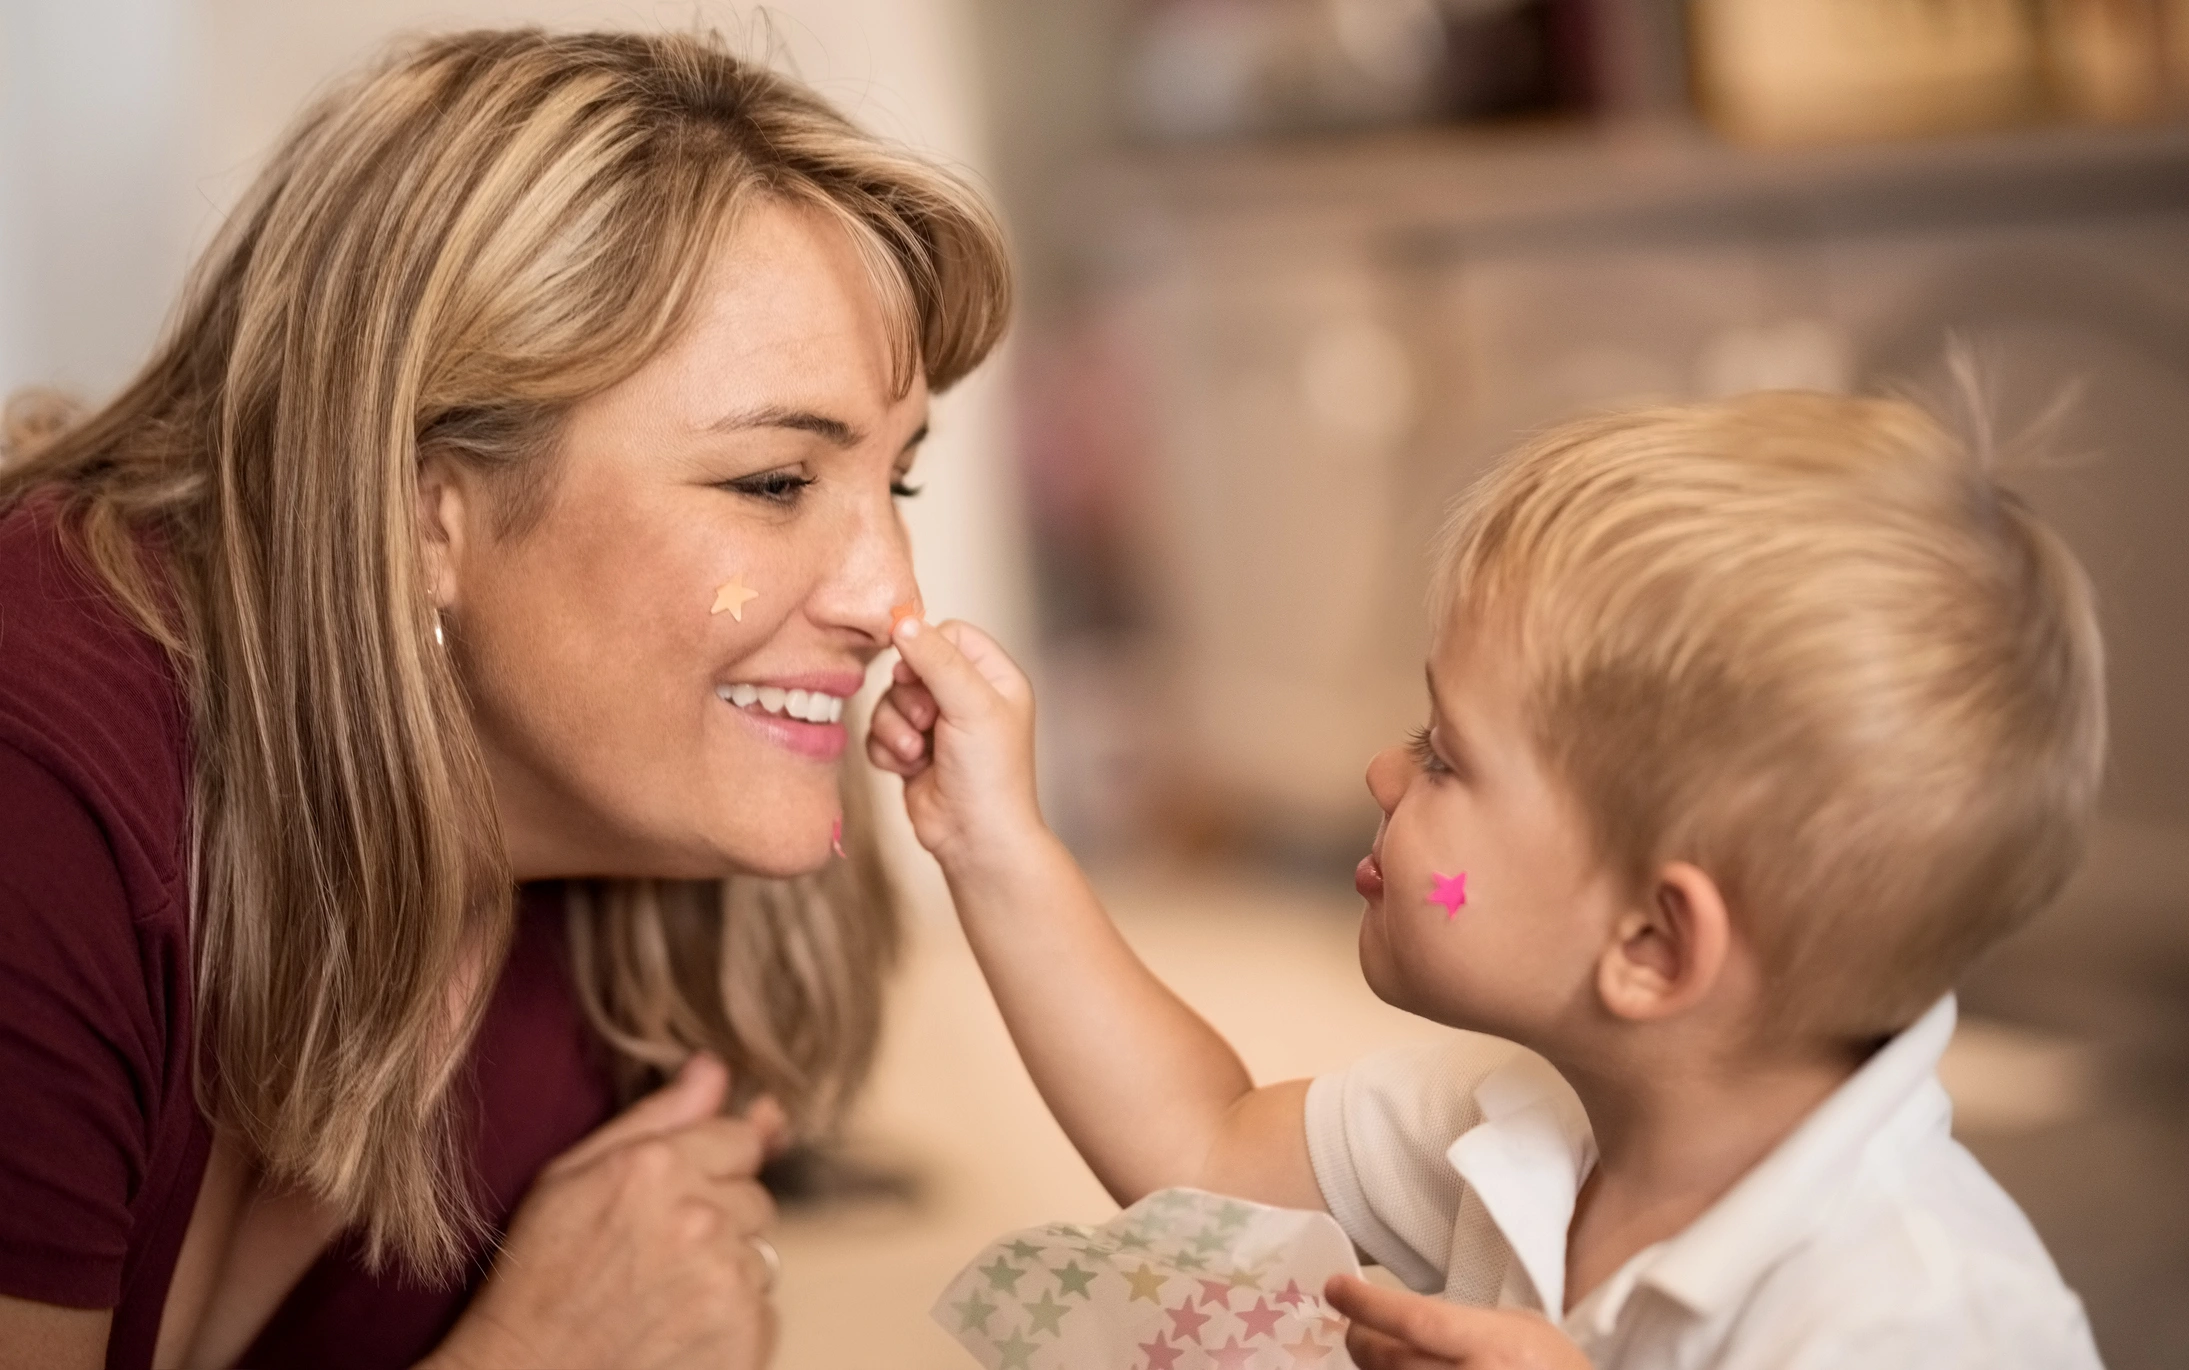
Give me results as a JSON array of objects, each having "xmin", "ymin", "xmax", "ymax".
[{"xmin": 933, "ymin": 1187, "xmax": 1359, "ymax": 1369}]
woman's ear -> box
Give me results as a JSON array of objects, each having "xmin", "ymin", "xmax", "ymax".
[
  {"xmin": 416, "ymin": 450, "xmax": 472, "ymax": 613},
  {"xmin": 1595, "ymin": 860, "xmax": 1732, "ymax": 1023}
]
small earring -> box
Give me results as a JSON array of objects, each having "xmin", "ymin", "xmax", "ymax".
[{"xmin": 433, "ymin": 615, "xmax": 445, "ymax": 648}]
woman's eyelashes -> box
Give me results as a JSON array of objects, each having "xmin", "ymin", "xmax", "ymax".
[
  {"xmin": 721, "ymin": 468, "xmax": 816, "ymax": 505},
  {"xmin": 718, "ymin": 467, "xmax": 923, "ymax": 504}
]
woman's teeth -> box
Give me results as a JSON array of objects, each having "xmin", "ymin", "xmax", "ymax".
[{"xmin": 716, "ymin": 683, "xmax": 846, "ymax": 724}]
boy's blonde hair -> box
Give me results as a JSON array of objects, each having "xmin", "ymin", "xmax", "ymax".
[{"xmin": 1436, "ymin": 392, "xmax": 2105, "ymax": 1046}]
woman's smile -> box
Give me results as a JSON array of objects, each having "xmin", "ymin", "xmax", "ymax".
[{"xmin": 715, "ymin": 668, "xmax": 866, "ymax": 761}]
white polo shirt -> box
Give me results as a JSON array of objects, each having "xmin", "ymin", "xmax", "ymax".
[{"xmin": 1303, "ymin": 997, "xmax": 2104, "ymax": 1369}]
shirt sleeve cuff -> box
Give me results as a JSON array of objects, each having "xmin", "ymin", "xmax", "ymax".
[{"xmin": 1304, "ymin": 1068, "xmax": 1447, "ymax": 1293}]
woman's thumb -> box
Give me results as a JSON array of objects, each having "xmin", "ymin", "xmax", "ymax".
[{"xmin": 550, "ymin": 1054, "xmax": 730, "ymax": 1175}]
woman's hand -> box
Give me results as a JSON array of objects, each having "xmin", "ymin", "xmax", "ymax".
[
  {"xmin": 425, "ymin": 1055, "xmax": 787, "ymax": 1370},
  {"xmin": 867, "ymin": 618, "xmax": 1044, "ymax": 875},
  {"xmin": 1327, "ymin": 1275, "xmax": 1593, "ymax": 1370}
]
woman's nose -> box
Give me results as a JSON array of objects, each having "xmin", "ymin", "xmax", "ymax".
[
  {"xmin": 814, "ymin": 496, "xmax": 918, "ymax": 646},
  {"xmin": 1365, "ymin": 746, "xmax": 1411, "ymax": 815}
]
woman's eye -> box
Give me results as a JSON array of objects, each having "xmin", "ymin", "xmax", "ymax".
[
  {"xmin": 890, "ymin": 478, "xmax": 923, "ymax": 499},
  {"xmin": 722, "ymin": 470, "xmax": 816, "ymax": 505},
  {"xmin": 1407, "ymin": 725, "xmax": 1448, "ymax": 775}
]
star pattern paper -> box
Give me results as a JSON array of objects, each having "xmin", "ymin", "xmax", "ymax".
[
  {"xmin": 711, "ymin": 575, "xmax": 760, "ymax": 620},
  {"xmin": 1428, "ymin": 871, "xmax": 1468, "ymax": 919},
  {"xmin": 932, "ymin": 1187, "xmax": 1360, "ymax": 1369}
]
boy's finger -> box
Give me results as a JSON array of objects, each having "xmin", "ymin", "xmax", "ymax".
[
  {"xmin": 890, "ymin": 617, "xmax": 1002, "ymax": 721},
  {"xmin": 890, "ymin": 680, "xmax": 939, "ymax": 731},
  {"xmin": 867, "ymin": 728, "xmax": 919, "ymax": 776},
  {"xmin": 866, "ymin": 733, "xmax": 924, "ymax": 778},
  {"xmin": 1346, "ymin": 1324, "xmax": 1453, "ymax": 1370},
  {"xmin": 868, "ymin": 699, "xmax": 929, "ymax": 763},
  {"xmin": 934, "ymin": 620, "xmax": 1029, "ymax": 700},
  {"xmin": 1326, "ymin": 1275, "xmax": 1477, "ymax": 1358}
]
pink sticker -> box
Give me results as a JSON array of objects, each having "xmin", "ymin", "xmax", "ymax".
[
  {"xmin": 1427, "ymin": 872, "xmax": 1468, "ymax": 920},
  {"xmin": 830, "ymin": 816, "xmax": 847, "ymax": 860}
]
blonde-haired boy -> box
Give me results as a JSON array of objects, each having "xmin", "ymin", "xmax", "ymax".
[{"xmin": 873, "ymin": 392, "xmax": 2106, "ymax": 1369}]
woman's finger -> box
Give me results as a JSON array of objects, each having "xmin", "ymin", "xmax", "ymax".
[
  {"xmin": 545, "ymin": 1054, "xmax": 730, "ymax": 1178},
  {"xmin": 743, "ymin": 1095, "xmax": 791, "ymax": 1160},
  {"xmin": 701, "ymin": 1178, "xmax": 778, "ymax": 1241},
  {"xmin": 648, "ymin": 1108, "xmax": 789, "ymax": 1184}
]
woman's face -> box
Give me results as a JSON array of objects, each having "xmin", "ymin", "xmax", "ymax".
[{"xmin": 429, "ymin": 201, "xmax": 925, "ymax": 881}]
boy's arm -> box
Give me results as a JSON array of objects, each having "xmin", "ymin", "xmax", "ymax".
[{"xmin": 871, "ymin": 618, "xmax": 1323, "ymax": 1212}]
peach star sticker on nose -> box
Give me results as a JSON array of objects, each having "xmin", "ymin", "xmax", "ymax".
[
  {"xmin": 1428, "ymin": 871, "xmax": 1468, "ymax": 920},
  {"xmin": 710, "ymin": 575, "xmax": 760, "ymax": 621}
]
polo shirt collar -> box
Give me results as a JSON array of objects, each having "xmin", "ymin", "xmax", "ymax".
[
  {"xmin": 1444, "ymin": 1051, "xmax": 1595, "ymax": 1314},
  {"xmin": 1636, "ymin": 994, "xmax": 1959, "ymax": 1316},
  {"xmin": 1440, "ymin": 995, "xmax": 1959, "ymax": 1325}
]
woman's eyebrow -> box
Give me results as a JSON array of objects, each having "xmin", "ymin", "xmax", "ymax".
[
  {"xmin": 705, "ymin": 403, "xmax": 863, "ymax": 448},
  {"xmin": 902, "ymin": 421, "xmax": 930, "ymax": 454}
]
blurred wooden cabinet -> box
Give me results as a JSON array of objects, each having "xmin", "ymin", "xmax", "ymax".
[{"xmin": 1070, "ymin": 122, "xmax": 2189, "ymax": 851}]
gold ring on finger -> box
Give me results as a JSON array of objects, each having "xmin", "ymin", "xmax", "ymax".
[{"xmin": 746, "ymin": 1234, "xmax": 781, "ymax": 1293}]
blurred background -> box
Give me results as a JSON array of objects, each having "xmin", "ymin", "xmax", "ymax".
[{"xmin": 3, "ymin": 1, "xmax": 2185, "ymax": 1365}]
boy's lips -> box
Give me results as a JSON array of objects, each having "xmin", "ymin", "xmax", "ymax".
[{"xmin": 1355, "ymin": 847, "xmax": 1385, "ymax": 900}]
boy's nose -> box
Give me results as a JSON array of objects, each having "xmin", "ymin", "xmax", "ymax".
[{"xmin": 1365, "ymin": 746, "xmax": 1410, "ymax": 815}]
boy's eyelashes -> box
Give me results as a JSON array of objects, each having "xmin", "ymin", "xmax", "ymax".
[{"xmin": 1407, "ymin": 724, "xmax": 1450, "ymax": 775}]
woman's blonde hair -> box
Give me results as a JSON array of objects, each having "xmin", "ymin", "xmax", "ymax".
[
  {"xmin": 0, "ymin": 28, "xmax": 1010, "ymax": 1276},
  {"xmin": 1434, "ymin": 392, "xmax": 2105, "ymax": 1047}
]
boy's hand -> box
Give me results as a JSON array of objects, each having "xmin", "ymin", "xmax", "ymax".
[
  {"xmin": 1327, "ymin": 1276, "xmax": 1592, "ymax": 1370},
  {"xmin": 869, "ymin": 618, "xmax": 1044, "ymax": 872}
]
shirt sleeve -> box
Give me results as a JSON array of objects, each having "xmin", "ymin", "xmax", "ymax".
[
  {"xmin": 0, "ymin": 740, "xmax": 159, "ymax": 1308},
  {"xmin": 1303, "ymin": 1032, "xmax": 1524, "ymax": 1294}
]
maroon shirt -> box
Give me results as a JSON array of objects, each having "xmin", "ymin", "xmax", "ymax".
[{"xmin": 0, "ymin": 496, "xmax": 619, "ymax": 1369}]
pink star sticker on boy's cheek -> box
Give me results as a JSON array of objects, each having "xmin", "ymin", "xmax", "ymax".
[{"xmin": 1428, "ymin": 871, "xmax": 1468, "ymax": 919}]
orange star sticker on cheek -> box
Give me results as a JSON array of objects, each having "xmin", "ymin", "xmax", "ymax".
[{"xmin": 710, "ymin": 575, "xmax": 760, "ymax": 621}]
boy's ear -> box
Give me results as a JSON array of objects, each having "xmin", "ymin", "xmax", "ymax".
[
  {"xmin": 416, "ymin": 449, "xmax": 473, "ymax": 613},
  {"xmin": 1595, "ymin": 861, "xmax": 1732, "ymax": 1023}
]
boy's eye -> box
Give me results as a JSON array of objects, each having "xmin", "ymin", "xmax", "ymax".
[
  {"xmin": 1407, "ymin": 724, "xmax": 1448, "ymax": 775},
  {"xmin": 722, "ymin": 469, "xmax": 816, "ymax": 505}
]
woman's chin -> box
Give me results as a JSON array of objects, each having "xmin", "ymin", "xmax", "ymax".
[{"xmin": 691, "ymin": 824, "xmax": 839, "ymax": 881}]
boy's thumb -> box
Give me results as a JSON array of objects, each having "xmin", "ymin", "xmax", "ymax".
[{"xmin": 891, "ymin": 617, "xmax": 997, "ymax": 720}]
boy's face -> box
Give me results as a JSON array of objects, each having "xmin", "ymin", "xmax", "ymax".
[{"xmin": 1355, "ymin": 617, "xmax": 1628, "ymax": 1042}]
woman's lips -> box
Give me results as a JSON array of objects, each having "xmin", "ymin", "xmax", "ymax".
[
  {"xmin": 726, "ymin": 702, "xmax": 848, "ymax": 761},
  {"xmin": 1355, "ymin": 848, "xmax": 1385, "ymax": 900}
]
